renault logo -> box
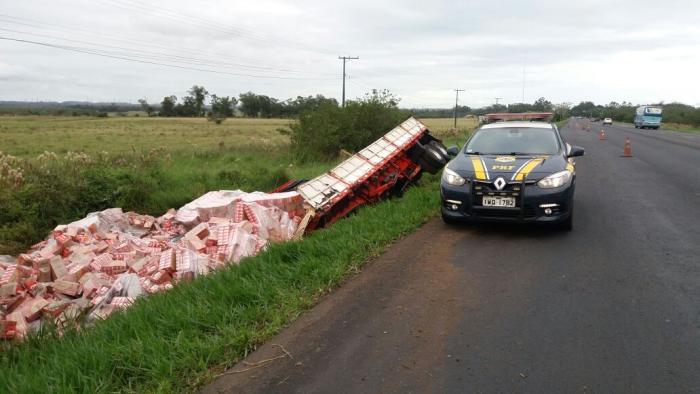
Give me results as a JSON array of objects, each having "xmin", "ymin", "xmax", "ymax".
[{"xmin": 493, "ymin": 177, "xmax": 507, "ymax": 191}]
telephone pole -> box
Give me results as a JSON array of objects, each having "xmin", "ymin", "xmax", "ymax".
[
  {"xmin": 338, "ymin": 56, "xmax": 359, "ymax": 107},
  {"xmin": 453, "ymin": 89, "xmax": 465, "ymax": 129},
  {"xmin": 494, "ymin": 97, "xmax": 503, "ymax": 105}
]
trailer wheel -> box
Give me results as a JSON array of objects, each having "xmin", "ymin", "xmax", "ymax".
[
  {"xmin": 419, "ymin": 146, "xmax": 446, "ymax": 174},
  {"xmin": 406, "ymin": 141, "xmax": 427, "ymax": 162},
  {"xmin": 428, "ymin": 140, "xmax": 449, "ymax": 159}
]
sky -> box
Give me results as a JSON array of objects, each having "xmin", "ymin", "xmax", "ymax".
[{"xmin": 1, "ymin": 0, "xmax": 699, "ymax": 108}]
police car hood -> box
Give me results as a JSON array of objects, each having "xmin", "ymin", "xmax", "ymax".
[{"xmin": 449, "ymin": 154, "xmax": 568, "ymax": 182}]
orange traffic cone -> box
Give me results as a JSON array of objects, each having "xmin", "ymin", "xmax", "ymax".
[
  {"xmin": 598, "ymin": 130, "xmax": 607, "ymax": 140},
  {"xmin": 622, "ymin": 137, "xmax": 633, "ymax": 157}
]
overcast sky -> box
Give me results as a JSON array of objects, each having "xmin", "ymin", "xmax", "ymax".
[{"xmin": 1, "ymin": 0, "xmax": 699, "ymax": 108}]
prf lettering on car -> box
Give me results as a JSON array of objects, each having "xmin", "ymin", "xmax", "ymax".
[{"xmin": 492, "ymin": 165, "xmax": 515, "ymax": 171}]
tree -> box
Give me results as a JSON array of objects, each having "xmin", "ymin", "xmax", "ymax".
[
  {"xmin": 138, "ymin": 98, "xmax": 154, "ymax": 116},
  {"xmin": 281, "ymin": 95, "xmax": 338, "ymax": 116},
  {"xmin": 238, "ymin": 92, "xmax": 261, "ymax": 117},
  {"xmin": 238, "ymin": 92, "xmax": 283, "ymax": 118},
  {"xmin": 532, "ymin": 97, "xmax": 553, "ymax": 112},
  {"xmin": 553, "ymin": 102, "xmax": 572, "ymax": 121},
  {"xmin": 180, "ymin": 85, "xmax": 208, "ymax": 117},
  {"xmin": 160, "ymin": 95, "xmax": 177, "ymax": 117},
  {"xmin": 210, "ymin": 95, "xmax": 237, "ymax": 117},
  {"xmin": 285, "ymin": 89, "xmax": 406, "ymax": 161},
  {"xmin": 208, "ymin": 95, "xmax": 237, "ymax": 123}
]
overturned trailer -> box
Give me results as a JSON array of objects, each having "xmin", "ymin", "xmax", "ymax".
[{"xmin": 273, "ymin": 117, "xmax": 451, "ymax": 231}]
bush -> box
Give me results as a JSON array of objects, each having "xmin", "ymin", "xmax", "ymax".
[{"xmin": 285, "ymin": 89, "xmax": 407, "ymax": 162}]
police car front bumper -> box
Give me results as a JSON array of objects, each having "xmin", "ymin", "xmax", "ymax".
[{"xmin": 440, "ymin": 179, "xmax": 574, "ymax": 223}]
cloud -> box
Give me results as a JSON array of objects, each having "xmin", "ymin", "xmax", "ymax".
[{"xmin": 0, "ymin": 0, "xmax": 698, "ymax": 107}]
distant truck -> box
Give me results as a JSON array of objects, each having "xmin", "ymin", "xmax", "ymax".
[{"xmin": 634, "ymin": 106, "xmax": 662, "ymax": 129}]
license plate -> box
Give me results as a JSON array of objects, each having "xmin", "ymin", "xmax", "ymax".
[{"xmin": 482, "ymin": 196, "xmax": 515, "ymax": 207}]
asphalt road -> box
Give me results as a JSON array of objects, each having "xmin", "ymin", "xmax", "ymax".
[{"xmin": 204, "ymin": 120, "xmax": 700, "ymax": 393}]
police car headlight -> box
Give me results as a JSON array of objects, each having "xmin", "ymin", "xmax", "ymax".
[
  {"xmin": 537, "ymin": 170, "xmax": 572, "ymax": 189},
  {"xmin": 442, "ymin": 167, "xmax": 465, "ymax": 186}
]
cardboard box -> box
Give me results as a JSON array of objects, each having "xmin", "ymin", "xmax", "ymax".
[
  {"xmin": 24, "ymin": 298, "xmax": 49, "ymax": 322},
  {"xmin": 0, "ymin": 320, "xmax": 17, "ymax": 339},
  {"xmin": 0, "ymin": 282, "xmax": 17, "ymax": 297},
  {"xmin": 49, "ymin": 257, "xmax": 68, "ymax": 280},
  {"xmin": 53, "ymin": 280, "xmax": 81, "ymax": 297},
  {"xmin": 101, "ymin": 261, "xmax": 127, "ymax": 276},
  {"xmin": 186, "ymin": 222, "xmax": 210, "ymax": 240},
  {"xmin": 151, "ymin": 270, "xmax": 172, "ymax": 285},
  {"xmin": 158, "ymin": 249, "xmax": 175, "ymax": 272}
]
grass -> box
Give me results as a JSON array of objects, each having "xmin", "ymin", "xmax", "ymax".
[
  {"xmin": 0, "ymin": 174, "xmax": 441, "ymax": 393},
  {"xmin": 556, "ymin": 118, "xmax": 569, "ymax": 129},
  {"xmin": 419, "ymin": 116, "xmax": 477, "ymax": 140},
  {"xmin": 0, "ymin": 116, "xmax": 291, "ymax": 157},
  {"xmin": 0, "ymin": 116, "xmax": 474, "ymax": 158},
  {"xmin": 658, "ymin": 122, "xmax": 700, "ymax": 134}
]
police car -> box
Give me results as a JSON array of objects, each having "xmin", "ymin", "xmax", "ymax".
[{"xmin": 440, "ymin": 121, "xmax": 584, "ymax": 230}]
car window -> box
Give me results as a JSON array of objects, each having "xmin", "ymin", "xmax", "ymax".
[{"xmin": 465, "ymin": 127, "xmax": 560, "ymax": 155}]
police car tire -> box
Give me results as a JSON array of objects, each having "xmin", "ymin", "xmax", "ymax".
[{"xmin": 428, "ymin": 140, "xmax": 449, "ymax": 159}]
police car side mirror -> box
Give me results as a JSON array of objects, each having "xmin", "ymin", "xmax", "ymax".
[
  {"xmin": 446, "ymin": 146, "xmax": 459, "ymax": 157},
  {"xmin": 568, "ymin": 146, "xmax": 585, "ymax": 157}
]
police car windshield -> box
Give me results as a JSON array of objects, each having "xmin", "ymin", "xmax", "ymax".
[{"xmin": 465, "ymin": 127, "xmax": 560, "ymax": 155}]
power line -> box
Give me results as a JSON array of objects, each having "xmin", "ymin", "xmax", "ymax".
[
  {"xmin": 0, "ymin": 26, "xmax": 329, "ymax": 76},
  {"xmin": 338, "ymin": 56, "xmax": 359, "ymax": 107},
  {"xmin": 0, "ymin": 14, "xmax": 331, "ymax": 75},
  {"xmin": 93, "ymin": 0, "xmax": 335, "ymax": 55},
  {"xmin": 0, "ymin": 36, "xmax": 336, "ymax": 81}
]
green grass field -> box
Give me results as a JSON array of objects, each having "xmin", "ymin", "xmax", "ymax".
[
  {"xmin": 0, "ymin": 115, "xmax": 476, "ymax": 158},
  {"xmin": 0, "ymin": 116, "xmax": 291, "ymax": 157}
]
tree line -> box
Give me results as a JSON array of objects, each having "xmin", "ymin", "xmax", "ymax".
[
  {"xmin": 414, "ymin": 97, "xmax": 700, "ymax": 127},
  {"xmin": 569, "ymin": 101, "xmax": 700, "ymax": 126},
  {"xmin": 139, "ymin": 85, "xmax": 338, "ymax": 121}
]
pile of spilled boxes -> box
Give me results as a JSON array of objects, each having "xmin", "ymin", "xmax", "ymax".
[{"xmin": 0, "ymin": 190, "xmax": 304, "ymax": 340}]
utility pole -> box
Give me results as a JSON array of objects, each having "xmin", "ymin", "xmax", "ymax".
[
  {"xmin": 494, "ymin": 97, "xmax": 503, "ymax": 105},
  {"xmin": 338, "ymin": 56, "xmax": 359, "ymax": 107},
  {"xmin": 453, "ymin": 89, "xmax": 465, "ymax": 129}
]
